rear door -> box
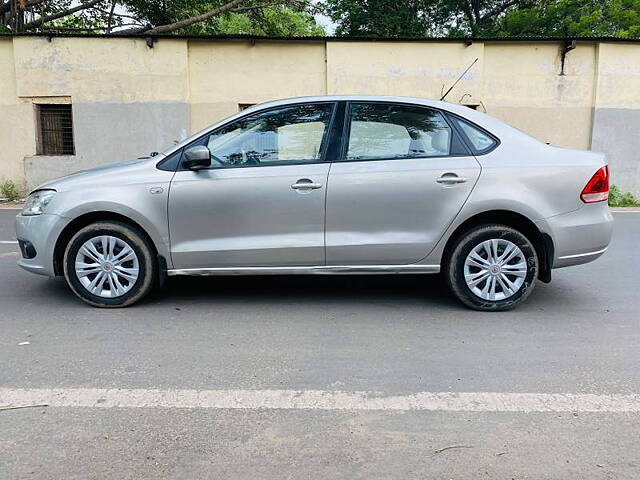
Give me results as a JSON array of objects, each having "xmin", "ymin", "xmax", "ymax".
[{"xmin": 325, "ymin": 102, "xmax": 481, "ymax": 265}]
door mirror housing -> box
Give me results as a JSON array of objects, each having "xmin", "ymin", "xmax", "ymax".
[{"xmin": 183, "ymin": 146, "xmax": 211, "ymax": 170}]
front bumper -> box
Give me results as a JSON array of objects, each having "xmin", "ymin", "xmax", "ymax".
[
  {"xmin": 536, "ymin": 202, "xmax": 613, "ymax": 269},
  {"xmin": 15, "ymin": 213, "xmax": 68, "ymax": 277}
]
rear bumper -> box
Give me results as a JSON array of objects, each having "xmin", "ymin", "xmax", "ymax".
[
  {"xmin": 15, "ymin": 213, "xmax": 68, "ymax": 277},
  {"xmin": 536, "ymin": 202, "xmax": 613, "ymax": 269}
]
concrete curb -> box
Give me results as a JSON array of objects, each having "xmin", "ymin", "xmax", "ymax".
[
  {"xmin": 611, "ymin": 207, "xmax": 640, "ymax": 212},
  {"xmin": 0, "ymin": 203, "xmax": 23, "ymax": 210}
]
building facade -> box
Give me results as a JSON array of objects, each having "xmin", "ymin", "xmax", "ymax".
[{"xmin": 0, "ymin": 34, "xmax": 639, "ymax": 195}]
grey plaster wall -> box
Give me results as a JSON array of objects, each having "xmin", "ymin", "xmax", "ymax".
[
  {"xmin": 591, "ymin": 108, "xmax": 640, "ymax": 197},
  {"xmin": 25, "ymin": 102, "xmax": 189, "ymax": 190}
]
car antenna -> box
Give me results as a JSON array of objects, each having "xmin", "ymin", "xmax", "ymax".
[{"xmin": 440, "ymin": 57, "xmax": 479, "ymax": 101}]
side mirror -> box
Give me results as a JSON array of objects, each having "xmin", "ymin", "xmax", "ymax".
[{"xmin": 183, "ymin": 146, "xmax": 211, "ymax": 170}]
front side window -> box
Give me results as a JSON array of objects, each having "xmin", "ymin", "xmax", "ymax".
[
  {"xmin": 345, "ymin": 103, "xmax": 451, "ymax": 161},
  {"xmin": 204, "ymin": 103, "xmax": 334, "ymax": 168}
]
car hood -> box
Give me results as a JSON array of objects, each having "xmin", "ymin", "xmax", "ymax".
[{"xmin": 33, "ymin": 155, "xmax": 166, "ymax": 193}]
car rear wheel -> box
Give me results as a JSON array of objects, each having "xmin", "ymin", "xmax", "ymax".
[
  {"xmin": 63, "ymin": 221, "xmax": 157, "ymax": 307},
  {"xmin": 445, "ymin": 224, "xmax": 538, "ymax": 311}
]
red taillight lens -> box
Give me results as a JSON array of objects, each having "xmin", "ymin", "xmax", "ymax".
[{"xmin": 581, "ymin": 166, "xmax": 609, "ymax": 203}]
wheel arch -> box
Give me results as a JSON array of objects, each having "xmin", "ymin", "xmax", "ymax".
[
  {"xmin": 53, "ymin": 211, "xmax": 166, "ymax": 278},
  {"xmin": 441, "ymin": 210, "xmax": 554, "ymax": 283}
]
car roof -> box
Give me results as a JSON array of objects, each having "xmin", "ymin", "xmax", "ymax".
[{"xmin": 250, "ymin": 95, "xmax": 450, "ymax": 109}]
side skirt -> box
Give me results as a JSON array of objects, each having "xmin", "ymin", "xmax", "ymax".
[{"xmin": 167, "ymin": 264, "xmax": 441, "ymax": 277}]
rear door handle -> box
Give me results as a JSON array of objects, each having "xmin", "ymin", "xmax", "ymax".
[
  {"xmin": 291, "ymin": 179, "xmax": 322, "ymax": 190},
  {"xmin": 436, "ymin": 174, "xmax": 467, "ymax": 185}
]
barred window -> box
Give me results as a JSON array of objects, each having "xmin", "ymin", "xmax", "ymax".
[{"xmin": 37, "ymin": 104, "xmax": 75, "ymax": 155}]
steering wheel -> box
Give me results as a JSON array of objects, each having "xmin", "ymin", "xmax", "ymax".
[{"xmin": 243, "ymin": 149, "xmax": 261, "ymax": 166}]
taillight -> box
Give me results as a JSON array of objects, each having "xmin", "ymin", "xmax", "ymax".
[{"xmin": 581, "ymin": 166, "xmax": 609, "ymax": 203}]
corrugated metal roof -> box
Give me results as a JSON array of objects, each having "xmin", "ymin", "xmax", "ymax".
[{"xmin": 1, "ymin": 32, "xmax": 640, "ymax": 43}]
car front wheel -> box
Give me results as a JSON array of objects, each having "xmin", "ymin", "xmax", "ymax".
[
  {"xmin": 445, "ymin": 224, "xmax": 538, "ymax": 311},
  {"xmin": 63, "ymin": 221, "xmax": 157, "ymax": 307}
]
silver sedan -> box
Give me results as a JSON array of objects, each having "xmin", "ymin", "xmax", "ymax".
[{"xmin": 15, "ymin": 96, "xmax": 613, "ymax": 310}]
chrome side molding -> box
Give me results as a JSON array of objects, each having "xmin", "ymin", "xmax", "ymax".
[{"xmin": 167, "ymin": 264, "xmax": 441, "ymax": 276}]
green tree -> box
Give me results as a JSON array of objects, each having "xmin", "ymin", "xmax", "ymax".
[
  {"xmin": 117, "ymin": 0, "xmax": 324, "ymax": 35},
  {"xmin": 324, "ymin": 0, "xmax": 539, "ymax": 36},
  {"xmin": 324, "ymin": 0, "xmax": 435, "ymax": 37},
  {"xmin": 123, "ymin": 2, "xmax": 324, "ymax": 36},
  {"xmin": 324, "ymin": 0, "xmax": 640, "ymax": 37},
  {"xmin": 496, "ymin": 0, "xmax": 640, "ymax": 37},
  {"xmin": 0, "ymin": 0, "xmax": 324, "ymax": 36}
]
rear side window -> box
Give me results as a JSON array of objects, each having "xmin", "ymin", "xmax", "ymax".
[
  {"xmin": 451, "ymin": 117, "xmax": 497, "ymax": 154},
  {"xmin": 345, "ymin": 103, "xmax": 452, "ymax": 161}
]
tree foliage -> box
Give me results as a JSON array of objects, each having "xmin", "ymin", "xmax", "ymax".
[
  {"xmin": 123, "ymin": 0, "xmax": 323, "ymax": 35},
  {"xmin": 2, "ymin": 0, "xmax": 639, "ymax": 37},
  {"xmin": 497, "ymin": 0, "xmax": 640, "ymax": 37},
  {"xmin": 324, "ymin": 0, "xmax": 640, "ymax": 37},
  {"xmin": 324, "ymin": 0, "xmax": 435, "ymax": 37},
  {"xmin": 0, "ymin": 0, "xmax": 324, "ymax": 35},
  {"xmin": 324, "ymin": 0, "xmax": 539, "ymax": 36}
]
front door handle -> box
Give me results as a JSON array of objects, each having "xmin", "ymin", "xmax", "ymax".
[
  {"xmin": 291, "ymin": 179, "xmax": 322, "ymax": 190},
  {"xmin": 436, "ymin": 174, "xmax": 467, "ymax": 185}
]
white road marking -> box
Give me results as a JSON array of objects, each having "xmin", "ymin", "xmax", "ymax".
[
  {"xmin": 1, "ymin": 388, "xmax": 640, "ymax": 413},
  {"xmin": 0, "ymin": 252, "xmax": 18, "ymax": 257},
  {"xmin": 0, "ymin": 240, "xmax": 18, "ymax": 244},
  {"xmin": 612, "ymin": 210, "xmax": 640, "ymax": 213}
]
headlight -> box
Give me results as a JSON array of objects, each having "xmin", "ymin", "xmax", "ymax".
[{"xmin": 21, "ymin": 190, "xmax": 56, "ymax": 216}]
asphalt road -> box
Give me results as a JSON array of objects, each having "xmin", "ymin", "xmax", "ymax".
[{"xmin": 1, "ymin": 208, "xmax": 639, "ymax": 479}]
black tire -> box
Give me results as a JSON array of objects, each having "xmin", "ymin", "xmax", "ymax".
[
  {"xmin": 445, "ymin": 224, "xmax": 538, "ymax": 311},
  {"xmin": 63, "ymin": 221, "xmax": 157, "ymax": 307}
]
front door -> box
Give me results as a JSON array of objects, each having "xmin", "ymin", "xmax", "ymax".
[
  {"xmin": 168, "ymin": 102, "xmax": 336, "ymax": 269},
  {"xmin": 326, "ymin": 102, "xmax": 482, "ymax": 265}
]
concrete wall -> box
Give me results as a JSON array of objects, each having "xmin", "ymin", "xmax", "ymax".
[
  {"xmin": 591, "ymin": 43, "xmax": 640, "ymax": 195},
  {"xmin": 326, "ymin": 41, "xmax": 484, "ymax": 100},
  {"xmin": 3, "ymin": 36, "xmax": 190, "ymax": 190},
  {"xmin": 189, "ymin": 40, "xmax": 327, "ymax": 132},
  {"xmin": 0, "ymin": 38, "xmax": 35, "ymax": 185},
  {"xmin": 0, "ymin": 36, "xmax": 639, "ymax": 195},
  {"xmin": 482, "ymin": 43, "xmax": 596, "ymax": 150}
]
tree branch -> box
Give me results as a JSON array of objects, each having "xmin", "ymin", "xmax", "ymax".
[
  {"xmin": 94, "ymin": 7, "xmax": 143, "ymax": 22},
  {"xmin": 25, "ymin": 0, "xmax": 46, "ymax": 9},
  {"xmin": 480, "ymin": 0, "xmax": 526, "ymax": 21},
  {"xmin": 118, "ymin": 0, "xmax": 247, "ymax": 35},
  {"xmin": 471, "ymin": 0, "xmax": 481, "ymax": 23},
  {"xmin": 458, "ymin": 1, "xmax": 478, "ymax": 33},
  {"xmin": 106, "ymin": 0, "xmax": 116, "ymax": 33},
  {"xmin": 22, "ymin": 0, "xmax": 105, "ymax": 30},
  {"xmin": 1, "ymin": 0, "xmax": 59, "ymax": 17},
  {"xmin": 230, "ymin": 2, "xmax": 280, "ymax": 13},
  {"xmin": 42, "ymin": 23, "xmax": 143, "ymax": 32}
]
